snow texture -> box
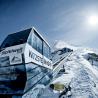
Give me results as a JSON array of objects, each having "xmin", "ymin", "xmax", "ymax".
[{"xmin": 40, "ymin": 47, "xmax": 98, "ymax": 98}]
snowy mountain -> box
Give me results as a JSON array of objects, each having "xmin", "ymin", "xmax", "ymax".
[
  {"xmin": 39, "ymin": 44, "xmax": 98, "ymax": 98},
  {"xmin": 53, "ymin": 40, "xmax": 77, "ymax": 51}
]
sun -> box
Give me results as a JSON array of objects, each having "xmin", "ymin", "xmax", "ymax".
[{"xmin": 88, "ymin": 15, "xmax": 98, "ymax": 26}]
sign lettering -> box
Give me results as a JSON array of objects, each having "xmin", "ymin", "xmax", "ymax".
[
  {"xmin": 1, "ymin": 48, "xmax": 23, "ymax": 55},
  {"xmin": 29, "ymin": 50, "xmax": 51, "ymax": 67}
]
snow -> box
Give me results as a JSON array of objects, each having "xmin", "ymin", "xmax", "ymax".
[
  {"xmin": 39, "ymin": 46, "xmax": 98, "ymax": 98},
  {"xmin": 52, "ymin": 72, "xmax": 74, "ymax": 85},
  {"xmin": 40, "ymin": 73, "xmax": 73, "ymax": 98},
  {"xmin": 53, "ymin": 40, "xmax": 77, "ymax": 51},
  {"xmin": 67, "ymin": 49, "xmax": 98, "ymax": 98}
]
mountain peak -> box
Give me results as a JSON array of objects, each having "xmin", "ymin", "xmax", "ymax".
[{"xmin": 53, "ymin": 40, "xmax": 77, "ymax": 51}]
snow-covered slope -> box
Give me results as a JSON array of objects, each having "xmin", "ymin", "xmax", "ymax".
[{"xmin": 40, "ymin": 46, "xmax": 98, "ymax": 98}]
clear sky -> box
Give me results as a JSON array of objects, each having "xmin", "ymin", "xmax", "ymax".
[{"xmin": 0, "ymin": 0, "xmax": 98, "ymax": 49}]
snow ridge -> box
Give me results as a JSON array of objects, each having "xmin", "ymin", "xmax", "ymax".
[{"xmin": 40, "ymin": 45, "xmax": 98, "ymax": 98}]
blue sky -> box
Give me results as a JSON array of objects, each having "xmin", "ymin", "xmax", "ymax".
[{"xmin": 0, "ymin": 0, "xmax": 98, "ymax": 49}]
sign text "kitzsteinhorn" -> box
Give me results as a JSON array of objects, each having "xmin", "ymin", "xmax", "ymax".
[{"xmin": 29, "ymin": 50, "xmax": 51, "ymax": 67}]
